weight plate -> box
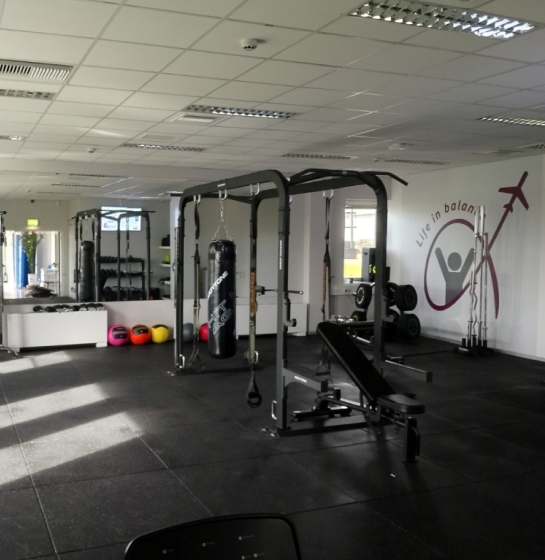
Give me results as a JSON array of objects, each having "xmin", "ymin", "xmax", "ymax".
[
  {"xmin": 394, "ymin": 284, "xmax": 418, "ymax": 312},
  {"xmin": 355, "ymin": 282, "xmax": 372, "ymax": 309},
  {"xmin": 397, "ymin": 313, "xmax": 421, "ymax": 341}
]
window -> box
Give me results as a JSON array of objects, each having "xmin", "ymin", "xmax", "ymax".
[{"xmin": 344, "ymin": 206, "xmax": 376, "ymax": 281}]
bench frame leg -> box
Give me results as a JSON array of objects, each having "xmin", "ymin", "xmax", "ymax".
[{"xmin": 403, "ymin": 417, "xmax": 420, "ymax": 463}]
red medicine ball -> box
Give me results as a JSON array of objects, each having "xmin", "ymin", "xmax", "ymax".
[
  {"xmin": 130, "ymin": 324, "xmax": 151, "ymax": 345},
  {"xmin": 199, "ymin": 323, "xmax": 209, "ymax": 341}
]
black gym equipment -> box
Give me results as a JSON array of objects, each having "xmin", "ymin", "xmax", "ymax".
[
  {"xmin": 73, "ymin": 208, "xmax": 153, "ymax": 302},
  {"xmin": 293, "ymin": 322, "xmax": 425, "ymax": 463},
  {"xmin": 172, "ymin": 168, "xmax": 418, "ymax": 438},
  {"xmin": 125, "ymin": 514, "xmax": 302, "ymax": 560}
]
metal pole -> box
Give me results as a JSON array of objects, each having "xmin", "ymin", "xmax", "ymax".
[
  {"xmin": 477, "ymin": 206, "xmax": 485, "ymax": 346},
  {"xmin": 483, "ymin": 231, "xmax": 489, "ymax": 348}
]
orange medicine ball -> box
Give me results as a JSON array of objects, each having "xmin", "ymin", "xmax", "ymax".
[{"xmin": 130, "ymin": 324, "xmax": 151, "ymax": 345}]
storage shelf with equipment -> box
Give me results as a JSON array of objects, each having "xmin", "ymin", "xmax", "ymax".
[
  {"xmin": 99, "ymin": 256, "xmax": 146, "ymax": 301},
  {"xmin": 159, "ymin": 245, "xmax": 171, "ymax": 299}
]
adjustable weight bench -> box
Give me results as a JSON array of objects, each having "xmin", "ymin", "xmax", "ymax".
[{"xmin": 315, "ymin": 321, "xmax": 425, "ymax": 462}]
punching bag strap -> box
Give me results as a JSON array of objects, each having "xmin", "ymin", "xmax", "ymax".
[
  {"xmin": 91, "ymin": 218, "xmax": 95, "ymax": 241},
  {"xmin": 212, "ymin": 189, "xmax": 233, "ymax": 241}
]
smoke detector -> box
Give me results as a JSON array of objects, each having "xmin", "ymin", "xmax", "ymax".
[{"xmin": 240, "ymin": 38, "xmax": 259, "ymax": 51}]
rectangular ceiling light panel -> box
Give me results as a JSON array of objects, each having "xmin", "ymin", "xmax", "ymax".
[
  {"xmin": 185, "ymin": 105, "xmax": 298, "ymax": 119},
  {"xmin": 282, "ymin": 153, "xmax": 357, "ymax": 160},
  {"xmin": 479, "ymin": 115, "xmax": 545, "ymax": 126},
  {"xmin": 0, "ymin": 135, "xmax": 25, "ymax": 141},
  {"xmin": 123, "ymin": 143, "xmax": 205, "ymax": 151},
  {"xmin": 350, "ymin": 1, "xmax": 539, "ymax": 39},
  {"xmin": 0, "ymin": 89, "xmax": 54, "ymax": 99},
  {"xmin": 384, "ymin": 158, "xmax": 448, "ymax": 165}
]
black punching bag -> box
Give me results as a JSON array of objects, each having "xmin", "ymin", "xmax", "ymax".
[
  {"xmin": 79, "ymin": 240, "xmax": 94, "ymax": 302},
  {"xmin": 208, "ymin": 240, "xmax": 236, "ymax": 358}
]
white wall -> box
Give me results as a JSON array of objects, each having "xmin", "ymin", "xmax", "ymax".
[{"xmin": 390, "ymin": 155, "xmax": 544, "ymax": 359}]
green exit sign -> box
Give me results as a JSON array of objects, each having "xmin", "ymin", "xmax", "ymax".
[{"xmin": 27, "ymin": 218, "xmax": 39, "ymax": 227}]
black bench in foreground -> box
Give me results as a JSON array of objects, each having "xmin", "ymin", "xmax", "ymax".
[{"xmin": 312, "ymin": 321, "xmax": 425, "ymax": 462}]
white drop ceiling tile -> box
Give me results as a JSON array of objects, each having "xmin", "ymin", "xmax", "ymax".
[
  {"xmin": 207, "ymin": 145, "xmax": 252, "ymax": 155},
  {"xmin": 141, "ymin": 75, "xmax": 226, "ymax": 96},
  {"xmin": 296, "ymin": 107, "xmax": 366, "ymax": 123},
  {"xmin": 146, "ymin": 122, "xmax": 212, "ymax": 135},
  {"xmin": 2, "ymin": 0, "xmax": 116, "ymax": 37},
  {"xmin": 180, "ymin": 135, "xmax": 229, "ymax": 146},
  {"xmin": 480, "ymin": 65, "xmax": 545, "ymax": 89},
  {"xmin": 429, "ymin": 83, "xmax": 518, "ymax": 103},
  {"xmin": 230, "ymin": 0, "xmax": 360, "ymax": 30},
  {"xmin": 437, "ymin": 103, "xmax": 504, "ymax": 120},
  {"xmin": 403, "ymin": 28, "xmax": 498, "ymax": 53},
  {"xmin": 246, "ymin": 130, "xmax": 306, "ymax": 141},
  {"xmin": 40, "ymin": 114, "xmax": 101, "ymax": 128},
  {"xmin": 392, "ymin": 99, "xmax": 464, "ymax": 116},
  {"xmin": 265, "ymin": 140, "xmax": 316, "ymax": 151},
  {"xmin": 350, "ymin": 45, "xmax": 462, "ymax": 75},
  {"xmin": 107, "ymin": 107, "xmax": 176, "ymax": 122},
  {"xmin": 276, "ymin": 34, "xmax": 389, "ymax": 67},
  {"xmin": 328, "ymin": 93, "xmax": 410, "ymax": 111},
  {"xmin": 32, "ymin": 124, "xmax": 89, "ymax": 137},
  {"xmin": 193, "ymin": 21, "xmax": 309, "ymax": 59},
  {"xmin": 48, "ymin": 102, "xmax": 116, "ymax": 118},
  {"xmin": 0, "ymin": 30, "xmax": 93, "ymax": 65},
  {"xmin": 268, "ymin": 120, "xmax": 332, "ymax": 133},
  {"xmin": 123, "ymin": 92, "xmax": 198, "ymax": 110},
  {"xmin": 196, "ymin": 127, "xmax": 250, "ymax": 138},
  {"xmin": 305, "ymin": 68, "xmax": 399, "ymax": 92},
  {"xmin": 0, "ymin": 110, "xmax": 40, "ymax": 124},
  {"xmin": 84, "ymin": 41, "xmax": 182, "ymax": 73},
  {"xmin": 126, "ymin": 0, "xmax": 245, "ymax": 18},
  {"xmin": 56, "ymin": 86, "xmax": 133, "ymax": 106},
  {"xmin": 85, "ymin": 129, "xmax": 137, "ymax": 139},
  {"xmin": 102, "ymin": 7, "xmax": 219, "ymax": 49},
  {"xmin": 70, "ymin": 67, "xmax": 155, "ymax": 90},
  {"xmin": 0, "ymin": 98, "xmax": 50, "ymax": 113},
  {"xmin": 208, "ymin": 82, "xmax": 293, "ymax": 103},
  {"xmin": 97, "ymin": 119, "xmax": 153, "ymax": 132},
  {"xmin": 321, "ymin": 16, "xmax": 422, "ymax": 42},
  {"xmin": 474, "ymin": 27, "xmax": 545, "ymax": 63},
  {"xmin": 0, "ymin": 122, "xmax": 34, "ymax": 134},
  {"xmin": 26, "ymin": 134, "xmax": 81, "ymax": 144},
  {"xmin": 418, "ymin": 55, "xmax": 526, "ymax": 82},
  {"xmin": 348, "ymin": 112, "xmax": 414, "ymax": 127},
  {"xmin": 368, "ymin": 76, "xmax": 463, "ymax": 97},
  {"xmin": 271, "ymin": 88, "xmax": 356, "ymax": 107},
  {"xmin": 484, "ymin": 90, "xmax": 545, "ymax": 109},
  {"xmin": 237, "ymin": 61, "xmax": 334, "ymax": 88},
  {"xmin": 221, "ymin": 138, "xmax": 272, "ymax": 148},
  {"xmin": 165, "ymin": 51, "xmax": 262, "ymax": 81},
  {"xmin": 288, "ymin": 131, "xmax": 342, "ymax": 142},
  {"xmin": 253, "ymin": 103, "xmax": 315, "ymax": 115}
]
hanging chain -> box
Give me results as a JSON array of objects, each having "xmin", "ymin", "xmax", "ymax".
[{"xmin": 212, "ymin": 191, "xmax": 233, "ymax": 241}]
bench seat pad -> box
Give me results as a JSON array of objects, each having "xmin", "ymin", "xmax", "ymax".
[{"xmin": 376, "ymin": 394, "xmax": 425, "ymax": 415}]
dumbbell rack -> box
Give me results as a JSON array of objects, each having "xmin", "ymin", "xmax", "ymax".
[{"xmin": 99, "ymin": 256, "xmax": 145, "ymax": 301}]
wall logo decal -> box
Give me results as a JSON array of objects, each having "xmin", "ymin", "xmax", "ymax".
[{"xmin": 421, "ymin": 172, "xmax": 529, "ymax": 318}]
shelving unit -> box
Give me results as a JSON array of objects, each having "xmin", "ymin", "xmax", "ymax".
[
  {"xmin": 159, "ymin": 246, "xmax": 171, "ymax": 299},
  {"xmin": 99, "ymin": 256, "xmax": 146, "ymax": 300}
]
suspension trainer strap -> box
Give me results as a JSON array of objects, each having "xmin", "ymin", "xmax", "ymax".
[
  {"xmin": 193, "ymin": 197, "xmax": 201, "ymax": 338},
  {"xmin": 321, "ymin": 192, "xmax": 332, "ymax": 321},
  {"xmin": 91, "ymin": 218, "xmax": 95, "ymax": 241},
  {"xmin": 246, "ymin": 185, "xmax": 262, "ymax": 407}
]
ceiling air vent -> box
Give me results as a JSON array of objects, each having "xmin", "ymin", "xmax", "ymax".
[
  {"xmin": 0, "ymin": 60, "xmax": 73, "ymax": 82},
  {"xmin": 185, "ymin": 104, "xmax": 298, "ymax": 119},
  {"xmin": 282, "ymin": 153, "xmax": 357, "ymax": 160},
  {"xmin": 518, "ymin": 143, "xmax": 545, "ymax": 151},
  {"xmin": 123, "ymin": 143, "xmax": 205, "ymax": 151},
  {"xmin": 0, "ymin": 135, "xmax": 24, "ymax": 141},
  {"xmin": 170, "ymin": 113, "xmax": 219, "ymax": 124},
  {"xmin": 384, "ymin": 158, "xmax": 448, "ymax": 165},
  {"xmin": 0, "ymin": 89, "xmax": 54, "ymax": 99},
  {"xmin": 137, "ymin": 133, "xmax": 186, "ymax": 143}
]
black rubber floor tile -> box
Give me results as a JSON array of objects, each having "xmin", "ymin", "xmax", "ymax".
[
  {"xmin": 174, "ymin": 455, "xmax": 355, "ymax": 516},
  {"xmin": 0, "ymin": 363, "xmax": 85, "ymax": 392},
  {"xmin": 177, "ymin": 369, "xmax": 276, "ymax": 398},
  {"xmin": 433, "ymin": 370, "xmax": 532, "ymax": 395},
  {"xmin": 196, "ymin": 388, "xmax": 277, "ymax": 420},
  {"xmin": 37, "ymin": 470, "xmax": 209, "ymax": 553},
  {"xmin": 414, "ymin": 429, "xmax": 545, "ymax": 481},
  {"xmin": 0, "ymin": 487, "xmax": 55, "ymax": 559},
  {"xmin": 291, "ymin": 503, "xmax": 445, "ymax": 560},
  {"xmin": 110, "ymin": 394, "xmax": 227, "ymax": 433},
  {"xmin": 481, "ymin": 387, "xmax": 545, "ymax": 416},
  {"xmin": 139, "ymin": 420, "xmax": 279, "ymax": 467},
  {"xmin": 22, "ymin": 422, "xmax": 165, "ymax": 487},
  {"xmin": 0, "ymin": 424, "xmax": 32, "ymax": 491},
  {"xmin": 368, "ymin": 482, "xmax": 545, "ymax": 560},
  {"xmin": 97, "ymin": 377, "xmax": 193, "ymax": 404},
  {"xmin": 480, "ymin": 420, "xmax": 545, "ymax": 454},
  {"xmin": 426, "ymin": 395, "xmax": 540, "ymax": 427},
  {"xmin": 286, "ymin": 442, "xmax": 469, "ymax": 501},
  {"xmin": 75, "ymin": 362, "xmax": 166, "ymax": 382},
  {"xmin": 7, "ymin": 383, "xmax": 107, "ymax": 423},
  {"xmin": 59, "ymin": 543, "xmax": 126, "ymax": 559}
]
